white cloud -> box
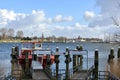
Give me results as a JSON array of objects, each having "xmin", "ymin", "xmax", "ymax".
[
  {"xmin": 0, "ymin": 8, "xmax": 115, "ymax": 38},
  {"xmin": 84, "ymin": 11, "xmax": 95, "ymax": 21},
  {"xmin": 54, "ymin": 14, "xmax": 73, "ymax": 22},
  {"xmin": 0, "ymin": 9, "xmax": 75, "ymax": 37}
]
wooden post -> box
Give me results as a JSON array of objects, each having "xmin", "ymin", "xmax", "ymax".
[
  {"xmin": 55, "ymin": 55, "xmax": 60, "ymax": 79},
  {"xmin": 11, "ymin": 46, "xmax": 19, "ymax": 78},
  {"xmin": 25, "ymin": 51, "xmax": 30, "ymax": 78},
  {"xmin": 15, "ymin": 46, "xmax": 19, "ymax": 58},
  {"xmin": 79, "ymin": 45, "xmax": 83, "ymax": 51},
  {"xmin": 54, "ymin": 47, "xmax": 60, "ymax": 80},
  {"xmin": 73, "ymin": 55, "xmax": 76, "ymax": 73},
  {"xmin": 117, "ymin": 47, "xmax": 120, "ymax": 59},
  {"xmin": 110, "ymin": 48, "xmax": 114, "ymax": 59},
  {"xmin": 108, "ymin": 48, "xmax": 114, "ymax": 62},
  {"xmin": 65, "ymin": 47, "xmax": 71, "ymax": 80},
  {"xmin": 94, "ymin": 49, "xmax": 98, "ymax": 80},
  {"xmin": 11, "ymin": 47, "xmax": 15, "ymax": 77}
]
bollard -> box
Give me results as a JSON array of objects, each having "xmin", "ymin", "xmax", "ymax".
[
  {"xmin": 108, "ymin": 48, "xmax": 114, "ymax": 62},
  {"xmin": 66, "ymin": 47, "xmax": 69, "ymax": 53},
  {"xmin": 117, "ymin": 47, "xmax": 120, "ymax": 58},
  {"xmin": 76, "ymin": 45, "xmax": 79, "ymax": 50},
  {"xmin": 110, "ymin": 48, "xmax": 114, "ymax": 59},
  {"xmin": 65, "ymin": 48, "xmax": 71, "ymax": 80},
  {"xmin": 56, "ymin": 47, "xmax": 59, "ymax": 52},
  {"xmin": 54, "ymin": 55, "xmax": 60, "ymax": 80},
  {"xmin": 94, "ymin": 49, "xmax": 99, "ymax": 80},
  {"xmin": 76, "ymin": 45, "xmax": 83, "ymax": 51},
  {"xmin": 79, "ymin": 45, "xmax": 83, "ymax": 51},
  {"xmin": 15, "ymin": 46, "xmax": 19, "ymax": 58},
  {"xmin": 65, "ymin": 54, "xmax": 70, "ymax": 80}
]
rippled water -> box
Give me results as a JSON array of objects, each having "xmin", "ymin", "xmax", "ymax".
[{"xmin": 0, "ymin": 42, "xmax": 119, "ymax": 75}]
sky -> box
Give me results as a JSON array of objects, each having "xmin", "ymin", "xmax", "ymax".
[{"xmin": 0, "ymin": 0, "xmax": 120, "ymax": 39}]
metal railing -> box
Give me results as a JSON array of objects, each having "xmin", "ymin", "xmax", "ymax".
[{"xmin": 44, "ymin": 65, "xmax": 54, "ymax": 79}]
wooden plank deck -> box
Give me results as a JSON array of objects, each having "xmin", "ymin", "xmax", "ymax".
[
  {"xmin": 71, "ymin": 70, "xmax": 88, "ymax": 79},
  {"xmin": 32, "ymin": 70, "xmax": 50, "ymax": 80},
  {"xmin": 32, "ymin": 61, "xmax": 50, "ymax": 80}
]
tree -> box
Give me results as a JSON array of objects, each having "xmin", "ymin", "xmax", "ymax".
[
  {"xmin": 16, "ymin": 30, "xmax": 24, "ymax": 38},
  {"xmin": 7, "ymin": 28, "xmax": 14, "ymax": 38},
  {"xmin": 0, "ymin": 28, "xmax": 7, "ymax": 39}
]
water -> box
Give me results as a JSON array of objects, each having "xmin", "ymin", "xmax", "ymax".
[{"xmin": 0, "ymin": 42, "xmax": 119, "ymax": 75}]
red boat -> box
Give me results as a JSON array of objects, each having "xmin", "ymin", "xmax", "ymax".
[{"xmin": 18, "ymin": 41, "xmax": 54, "ymax": 69}]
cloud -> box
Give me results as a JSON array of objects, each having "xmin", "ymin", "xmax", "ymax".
[
  {"xmin": 54, "ymin": 14, "xmax": 73, "ymax": 22},
  {"xmin": 0, "ymin": 8, "xmax": 115, "ymax": 38},
  {"xmin": 88, "ymin": 0, "xmax": 120, "ymax": 27},
  {"xmin": 0, "ymin": 9, "xmax": 75, "ymax": 37},
  {"xmin": 0, "ymin": 9, "xmax": 17, "ymax": 27},
  {"xmin": 84, "ymin": 11, "xmax": 95, "ymax": 21}
]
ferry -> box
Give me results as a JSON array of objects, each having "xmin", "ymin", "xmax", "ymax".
[{"xmin": 18, "ymin": 41, "xmax": 54, "ymax": 69}]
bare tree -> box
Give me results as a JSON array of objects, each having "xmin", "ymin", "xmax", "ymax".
[
  {"xmin": 7, "ymin": 28, "xmax": 14, "ymax": 39},
  {"xmin": 0, "ymin": 28, "xmax": 8, "ymax": 39},
  {"xmin": 16, "ymin": 30, "xmax": 24, "ymax": 38}
]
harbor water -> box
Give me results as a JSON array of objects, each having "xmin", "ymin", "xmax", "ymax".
[{"xmin": 0, "ymin": 42, "xmax": 120, "ymax": 76}]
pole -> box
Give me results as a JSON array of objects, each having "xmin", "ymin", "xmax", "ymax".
[{"xmin": 94, "ymin": 49, "xmax": 98, "ymax": 80}]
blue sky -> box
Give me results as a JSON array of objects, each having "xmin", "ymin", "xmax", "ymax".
[{"xmin": 0, "ymin": 0, "xmax": 119, "ymax": 39}]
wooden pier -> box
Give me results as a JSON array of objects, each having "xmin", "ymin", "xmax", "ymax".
[{"xmin": 7, "ymin": 46, "xmax": 120, "ymax": 80}]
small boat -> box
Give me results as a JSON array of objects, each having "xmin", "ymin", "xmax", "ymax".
[{"xmin": 18, "ymin": 41, "xmax": 54, "ymax": 69}]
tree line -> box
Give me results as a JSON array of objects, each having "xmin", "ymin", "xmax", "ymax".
[{"xmin": 0, "ymin": 28, "xmax": 24, "ymax": 39}]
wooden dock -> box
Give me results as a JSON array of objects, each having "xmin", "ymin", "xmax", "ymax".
[
  {"xmin": 32, "ymin": 61, "xmax": 50, "ymax": 80},
  {"xmin": 71, "ymin": 70, "xmax": 88, "ymax": 79},
  {"xmin": 32, "ymin": 70, "xmax": 50, "ymax": 80}
]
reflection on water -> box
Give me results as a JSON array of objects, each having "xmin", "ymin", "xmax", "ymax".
[{"xmin": 107, "ymin": 58, "xmax": 120, "ymax": 78}]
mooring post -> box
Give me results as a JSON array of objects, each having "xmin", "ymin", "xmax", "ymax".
[
  {"xmin": 108, "ymin": 48, "xmax": 114, "ymax": 62},
  {"xmin": 24, "ymin": 51, "xmax": 31, "ymax": 78},
  {"xmin": 15, "ymin": 46, "xmax": 19, "ymax": 58},
  {"xmin": 11, "ymin": 47, "xmax": 15, "ymax": 77},
  {"xmin": 73, "ymin": 55, "xmax": 76, "ymax": 73},
  {"xmin": 54, "ymin": 47, "xmax": 60, "ymax": 80},
  {"xmin": 65, "ymin": 47, "xmax": 71, "ymax": 80},
  {"xmin": 110, "ymin": 48, "xmax": 114, "ymax": 59},
  {"xmin": 79, "ymin": 45, "xmax": 83, "ymax": 51},
  {"xmin": 94, "ymin": 49, "xmax": 99, "ymax": 80},
  {"xmin": 117, "ymin": 47, "xmax": 120, "ymax": 59},
  {"xmin": 11, "ymin": 46, "xmax": 19, "ymax": 78}
]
